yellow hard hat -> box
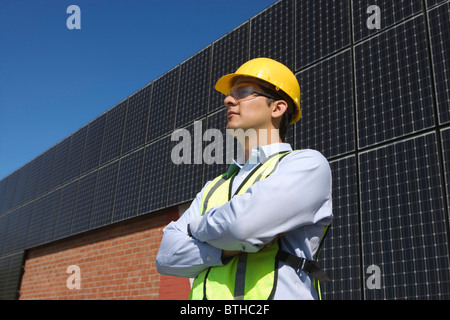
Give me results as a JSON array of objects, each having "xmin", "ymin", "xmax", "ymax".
[{"xmin": 215, "ymin": 57, "xmax": 301, "ymax": 123}]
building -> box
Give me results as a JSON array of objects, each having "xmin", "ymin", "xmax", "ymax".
[{"xmin": 0, "ymin": 0, "xmax": 449, "ymax": 300}]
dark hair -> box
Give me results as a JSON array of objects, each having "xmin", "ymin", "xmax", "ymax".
[{"xmin": 261, "ymin": 87, "xmax": 294, "ymax": 142}]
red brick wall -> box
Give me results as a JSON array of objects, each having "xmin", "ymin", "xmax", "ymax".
[{"xmin": 19, "ymin": 206, "xmax": 190, "ymax": 300}]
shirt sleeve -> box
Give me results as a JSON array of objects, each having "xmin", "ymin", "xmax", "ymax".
[
  {"xmin": 155, "ymin": 181, "xmax": 224, "ymax": 278},
  {"xmin": 189, "ymin": 149, "xmax": 333, "ymax": 253}
]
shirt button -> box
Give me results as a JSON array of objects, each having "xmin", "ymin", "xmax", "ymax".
[{"xmin": 206, "ymin": 256, "xmax": 211, "ymax": 262}]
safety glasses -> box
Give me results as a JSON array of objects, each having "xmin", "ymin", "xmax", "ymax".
[{"xmin": 229, "ymin": 85, "xmax": 277, "ymax": 102}]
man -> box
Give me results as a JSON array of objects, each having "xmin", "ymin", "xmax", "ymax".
[{"xmin": 156, "ymin": 58, "xmax": 332, "ymax": 300}]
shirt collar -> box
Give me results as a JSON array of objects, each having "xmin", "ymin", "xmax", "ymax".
[{"xmin": 226, "ymin": 143, "xmax": 292, "ymax": 178}]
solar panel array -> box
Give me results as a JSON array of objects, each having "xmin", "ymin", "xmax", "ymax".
[{"xmin": 0, "ymin": 0, "xmax": 449, "ymax": 300}]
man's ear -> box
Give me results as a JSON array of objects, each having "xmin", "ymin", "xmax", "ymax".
[{"xmin": 271, "ymin": 100, "xmax": 288, "ymax": 121}]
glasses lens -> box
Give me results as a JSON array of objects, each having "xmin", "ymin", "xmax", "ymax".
[{"xmin": 230, "ymin": 85, "xmax": 255, "ymax": 100}]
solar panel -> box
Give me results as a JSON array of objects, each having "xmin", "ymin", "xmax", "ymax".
[
  {"xmin": 0, "ymin": 179, "xmax": 6, "ymax": 214},
  {"xmin": 14, "ymin": 206, "xmax": 31, "ymax": 252},
  {"xmin": 359, "ymin": 132, "xmax": 449, "ymax": 299},
  {"xmin": 35, "ymin": 147, "xmax": 55, "ymax": 198},
  {"xmin": 70, "ymin": 170, "xmax": 97, "ymax": 235},
  {"xmin": 167, "ymin": 120, "xmax": 205, "ymax": 206},
  {"xmin": 250, "ymin": 0, "xmax": 294, "ymax": 71},
  {"xmin": 147, "ymin": 67, "xmax": 180, "ymax": 142},
  {"xmin": 21, "ymin": 156, "xmax": 41, "ymax": 205},
  {"xmin": 80, "ymin": 114, "xmax": 106, "ymax": 175},
  {"xmin": 112, "ymin": 148, "xmax": 144, "ymax": 223},
  {"xmin": 53, "ymin": 179, "xmax": 78, "ymax": 241},
  {"xmin": 203, "ymin": 109, "xmax": 229, "ymax": 184},
  {"xmin": 322, "ymin": 156, "xmax": 361, "ymax": 300},
  {"xmin": 1, "ymin": 171, "xmax": 19, "ymax": 216},
  {"xmin": 100, "ymin": 100, "xmax": 127, "ymax": 166},
  {"xmin": 294, "ymin": 50, "xmax": 354, "ymax": 158},
  {"xmin": 355, "ymin": 15, "xmax": 435, "ymax": 149},
  {"xmin": 11, "ymin": 164, "xmax": 29, "ymax": 209},
  {"xmin": 138, "ymin": 136, "xmax": 172, "ymax": 215},
  {"xmin": 295, "ymin": 0, "xmax": 351, "ymax": 70},
  {"xmin": 48, "ymin": 136, "xmax": 71, "ymax": 190},
  {"xmin": 39, "ymin": 188, "xmax": 61, "ymax": 245},
  {"xmin": 122, "ymin": 85, "xmax": 151, "ymax": 155},
  {"xmin": 0, "ymin": 213, "xmax": 7, "ymax": 256},
  {"xmin": 441, "ymin": 128, "xmax": 450, "ymax": 216},
  {"xmin": 428, "ymin": 2, "xmax": 450, "ymax": 125},
  {"xmin": 89, "ymin": 161, "xmax": 118, "ymax": 229},
  {"xmin": 209, "ymin": 22, "xmax": 250, "ymax": 114},
  {"xmin": 0, "ymin": 251, "xmax": 24, "ymax": 300},
  {"xmin": 352, "ymin": 0, "xmax": 423, "ymax": 43},
  {"xmin": 3, "ymin": 209, "xmax": 18, "ymax": 256},
  {"xmin": 426, "ymin": 0, "xmax": 448, "ymax": 9},
  {"xmin": 176, "ymin": 47, "xmax": 211, "ymax": 128},
  {"xmin": 24, "ymin": 198, "xmax": 42, "ymax": 249},
  {"xmin": 63, "ymin": 126, "xmax": 87, "ymax": 184}
]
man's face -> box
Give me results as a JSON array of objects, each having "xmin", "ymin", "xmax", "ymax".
[{"xmin": 224, "ymin": 81, "xmax": 273, "ymax": 131}]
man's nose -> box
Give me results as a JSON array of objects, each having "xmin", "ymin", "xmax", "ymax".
[{"xmin": 224, "ymin": 95, "xmax": 238, "ymax": 108}]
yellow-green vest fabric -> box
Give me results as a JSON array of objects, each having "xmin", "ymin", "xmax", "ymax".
[{"xmin": 189, "ymin": 152, "xmax": 290, "ymax": 300}]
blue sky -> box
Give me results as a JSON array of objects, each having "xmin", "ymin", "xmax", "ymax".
[{"xmin": 0, "ymin": 0, "xmax": 277, "ymax": 180}]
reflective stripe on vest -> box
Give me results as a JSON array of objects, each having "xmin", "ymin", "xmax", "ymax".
[{"xmin": 189, "ymin": 152, "xmax": 290, "ymax": 300}]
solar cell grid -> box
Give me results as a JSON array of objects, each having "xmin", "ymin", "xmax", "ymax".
[
  {"xmin": 355, "ymin": 15, "xmax": 435, "ymax": 149},
  {"xmin": 209, "ymin": 23, "xmax": 250, "ymax": 114},
  {"xmin": 35, "ymin": 147, "xmax": 55, "ymax": 198},
  {"xmin": 295, "ymin": 50, "xmax": 354, "ymax": 158},
  {"xmin": 48, "ymin": 136, "xmax": 71, "ymax": 190},
  {"xmin": 80, "ymin": 114, "xmax": 106, "ymax": 175},
  {"xmin": 138, "ymin": 136, "xmax": 172, "ymax": 215},
  {"xmin": 322, "ymin": 156, "xmax": 361, "ymax": 300},
  {"xmin": 24, "ymin": 198, "xmax": 42, "ymax": 249},
  {"xmin": 147, "ymin": 67, "xmax": 180, "ymax": 142},
  {"xmin": 295, "ymin": 0, "xmax": 351, "ymax": 70},
  {"xmin": 112, "ymin": 149, "xmax": 144, "ymax": 223},
  {"xmin": 203, "ymin": 109, "xmax": 230, "ymax": 184},
  {"xmin": 39, "ymin": 188, "xmax": 61, "ymax": 245},
  {"xmin": 352, "ymin": 0, "xmax": 423, "ymax": 43},
  {"xmin": 176, "ymin": 48, "xmax": 211, "ymax": 128},
  {"xmin": 63, "ymin": 127, "xmax": 87, "ymax": 183},
  {"xmin": 3, "ymin": 209, "xmax": 18, "ymax": 256},
  {"xmin": 70, "ymin": 170, "xmax": 98, "ymax": 235},
  {"xmin": 2, "ymin": 171, "xmax": 19, "ymax": 215},
  {"xmin": 426, "ymin": 0, "xmax": 450, "ymax": 8},
  {"xmin": 11, "ymin": 164, "xmax": 29, "ymax": 209},
  {"xmin": 428, "ymin": 2, "xmax": 450, "ymax": 125},
  {"xmin": 359, "ymin": 133, "xmax": 449, "ymax": 299},
  {"xmin": 250, "ymin": 0, "xmax": 294, "ymax": 71},
  {"xmin": 100, "ymin": 100, "xmax": 127, "ymax": 166},
  {"xmin": 53, "ymin": 179, "xmax": 78, "ymax": 241},
  {"xmin": 21, "ymin": 157, "xmax": 41, "ymax": 207},
  {"xmin": 89, "ymin": 161, "xmax": 118, "ymax": 229},
  {"xmin": 0, "ymin": 251, "xmax": 24, "ymax": 300},
  {"xmin": 122, "ymin": 85, "xmax": 151, "ymax": 154},
  {"xmin": 0, "ymin": 214, "xmax": 9, "ymax": 256},
  {"xmin": 441, "ymin": 128, "xmax": 450, "ymax": 216},
  {"xmin": 167, "ymin": 120, "xmax": 205, "ymax": 206}
]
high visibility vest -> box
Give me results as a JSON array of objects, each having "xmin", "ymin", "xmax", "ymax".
[{"xmin": 189, "ymin": 152, "xmax": 290, "ymax": 300}]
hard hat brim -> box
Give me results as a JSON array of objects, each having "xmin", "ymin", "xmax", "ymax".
[{"xmin": 215, "ymin": 73, "xmax": 240, "ymax": 96}]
